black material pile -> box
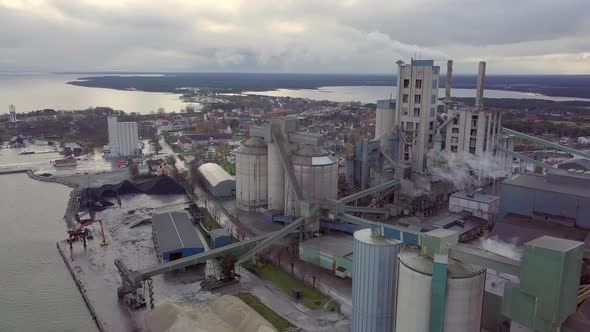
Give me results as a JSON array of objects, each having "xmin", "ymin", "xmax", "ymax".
[{"xmin": 79, "ymin": 175, "xmax": 185, "ymax": 212}]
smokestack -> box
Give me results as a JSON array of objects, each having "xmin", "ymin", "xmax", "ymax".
[
  {"xmin": 444, "ymin": 60, "xmax": 453, "ymax": 114},
  {"xmin": 475, "ymin": 61, "xmax": 486, "ymax": 111}
]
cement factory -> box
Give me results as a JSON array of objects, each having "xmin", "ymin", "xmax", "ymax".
[{"xmin": 113, "ymin": 59, "xmax": 590, "ymax": 332}]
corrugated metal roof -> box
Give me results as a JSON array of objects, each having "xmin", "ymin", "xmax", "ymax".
[
  {"xmin": 558, "ymin": 158, "xmax": 590, "ymax": 171},
  {"xmin": 502, "ymin": 173, "xmax": 590, "ymax": 198},
  {"xmin": 451, "ymin": 191, "xmax": 499, "ymax": 204},
  {"xmin": 210, "ymin": 228, "xmax": 231, "ymax": 239},
  {"xmin": 197, "ymin": 163, "xmax": 235, "ymax": 187},
  {"xmin": 152, "ymin": 211, "xmax": 203, "ymax": 253},
  {"xmin": 300, "ymin": 233, "xmax": 353, "ymax": 257}
]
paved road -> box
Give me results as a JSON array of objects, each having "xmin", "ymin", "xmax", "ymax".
[{"xmin": 158, "ymin": 135, "xmax": 188, "ymax": 172}]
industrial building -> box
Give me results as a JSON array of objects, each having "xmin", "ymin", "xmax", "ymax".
[
  {"xmin": 130, "ymin": 58, "xmax": 590, "ymax": 332},
  {"xmin": 104, "ymin": 116, "xmax": 140, "ymax": 158},
  {"xmin": 152, "ymin": 211, "xmax": 204, "ymax": 262},
  {"xmin": 197, "ymin": 163, "xmax": 236, "ymax": 197},
  {"xmin": 499, "ymin": 171, "xmax": 590, "ymax": 229},
  {"xmin": 298, "ymin": 233, "xmax": 353, "ymax": 278},
  {"xmin": 448, "ymin": 191, "xmax": 499, "ymax": 222},
  {"xmin": 236, "ymin": 116, "xmax": 338, "ymax": 221},
  {"xmin": 558, "ymin": 158, "xmax": 590, "ymax": 172},
  {"xmin": 209, "ymin": 228, "xmax": 232, "ymax": 249}
]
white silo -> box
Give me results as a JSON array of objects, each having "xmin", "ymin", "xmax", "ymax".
[
  {"xmin": 235, "ymin": 137, "xmax": 268, "ymax": 210},
  {"xmin": 289, "ymin": 145, "xmax": 338, "ymax": 205},
  {"xmin": 352, "ymin": 228, "xmax": 402, "ymax": 332},
  {"xmin": 395, "ymin": 247, "xmax": 486, "ymax": 332}
]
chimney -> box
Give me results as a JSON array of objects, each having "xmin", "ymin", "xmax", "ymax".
[
  {"xmin": 444, "ymin": 60, "xmax": 453, "ymax": 114},
  {"xmin": 475, "ymin": 61, "xmax": 486, "ymax": 111}
]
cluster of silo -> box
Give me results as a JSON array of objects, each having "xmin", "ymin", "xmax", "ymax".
[
  {"xmin": 352, "ymin": 229, "xmax": 486, "ymax": 332},
  {"xmin": 236, "ymin": 132, "xmax": 338, "ymax": 216}
]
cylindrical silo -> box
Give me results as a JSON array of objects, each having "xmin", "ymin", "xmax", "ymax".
[
  {"xmin": 267, "ymin": 141, "xmax": 285, "ymax": 211},
  {"xmin": 352, "ymin": 228, "xmax": 402, "ymax": 332},
  {"xmin": 236, "ymin": 137, "xmax": 268, "ymax": 211},
  {"xmin": 396, "ymin": 247, "xmax": 486, "ymax": 332},
  {"xmin": 289, "ymin": 145, "xmax": 338, "ymax": 204}
]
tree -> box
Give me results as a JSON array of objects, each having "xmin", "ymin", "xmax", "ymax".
[
  {"xmin": 128, "ymin": 161, "xmax": 139, "ymax": 178},
  {"xmin": 166, "ymin": 155, "xmax": 176, "ymax": 165},
  {"xmin": 229, "ymin": 119, "xmax": 240, "ymax": 131},
  {"xmin": 215, "ymin": 143, "xmax": 230, "ymax": 163},
  {"xmin": 185, "ymin": 104, "xmax": 196, "ymax": 114}
]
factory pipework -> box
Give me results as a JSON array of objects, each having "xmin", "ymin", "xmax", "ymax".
[{"xmin": 475, "ymin": 61, "xmax": 486, "ymax": 110}]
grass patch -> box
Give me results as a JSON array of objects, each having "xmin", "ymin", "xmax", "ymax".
[
  {"xmin": 237, "ymin": 292, "xmax": 292, "ymax": 332},
  {"xmin": 221, "ymin": 160, "xmax": 235, "ymax": 175},
  {"xmin": 250, "ymin": 263, "xmax": 340, "ymax": 312},
  {"xmin": 202, "ymin": 210, "xmax": 222, "ymax": 230}
]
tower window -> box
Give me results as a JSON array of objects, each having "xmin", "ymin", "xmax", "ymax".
[
  {"xmin": 415, "ymin": 94, "xmax": 421, "ymax": 103},
  {"xmin": 452, "ymin": 127, "xmax": 459, "ymax": 134},
  {"xmin": 415, "ymin": 79, "xmax": 422, "ymax": 89},
  {"xmin": 413, "ymin": 108, "xmax": 420, "ymax": 117},
  {"xmin": 403, "ymin": 79, "xmax": 410, "ymax": 88},
  {"xmin": 402, "ymin": 94, "xmax": 409, "ymax": 103}
]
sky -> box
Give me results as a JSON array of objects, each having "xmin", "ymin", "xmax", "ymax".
[{"xmin": 0, "ymin": 0, "xmax": 589, "ymax": 74}]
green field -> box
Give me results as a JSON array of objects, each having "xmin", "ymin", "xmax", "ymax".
[
  {"xmin": 237, "ymin": 292, "xmax": 293, "ymax": 332},
  {"xmin": 202, "ymin": 210, "xmax": 222, "ymax": 230},
  {"xmin": 251, "ymin": 263, "xmax": 340, "ymax": 312}
]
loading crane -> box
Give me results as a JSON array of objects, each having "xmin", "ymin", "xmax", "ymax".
[{"xmin": 67, "ymin": 218, "xmax": 108, "ymax": 249}]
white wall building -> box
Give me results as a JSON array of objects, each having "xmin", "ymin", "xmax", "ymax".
[{"xmin": 104, "ymin": 117, "xmax": 140, "ymax": 158}]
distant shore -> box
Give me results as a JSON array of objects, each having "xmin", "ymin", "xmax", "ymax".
[{"xmin": 66, "ymin": 72, "xmax": 590, "ymax": 99}]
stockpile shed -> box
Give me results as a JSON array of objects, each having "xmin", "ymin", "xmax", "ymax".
[
  {"xmin": 499, "ymin": 171, "xmax": 590, "ymax": 229},
  {"xmin": 152, "ymin": 211, "xmax": 204, "ymax": 262},
  {"xmin": 197, "ymin": 163, "xmax": 236, "ymax": 197}
]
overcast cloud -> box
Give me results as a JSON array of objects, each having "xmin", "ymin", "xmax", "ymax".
[{"xmin": 0, "ymin": 0, "xmax": 589, "ymax": 74}]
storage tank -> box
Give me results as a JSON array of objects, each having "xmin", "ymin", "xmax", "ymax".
[
  {"xmin": 267, "ymin": 141, "xmax": 285, "ymax": 211},
  {"xmin": 236, "ymin": 137, "xmax": 268, "ymax": 210},
  {"xmin": 396, "ymin": 247, "xmax": 485, "ymax": 332},
  {"xmin": 352, "ymin": 228, "xmax": 402, "ymax": 332},
  {"xmin": 289, "ymin": 145, "xmax": 338, "ymax": 204}
]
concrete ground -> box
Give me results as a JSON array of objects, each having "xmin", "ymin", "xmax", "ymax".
[{"xmin": 61, "ymin": 186, "xmax": 350, "ymax": 331}]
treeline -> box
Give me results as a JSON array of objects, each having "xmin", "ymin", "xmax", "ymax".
[{"xmin": 452, "ymin": 98, "xmax": 590, "ymax": 115}]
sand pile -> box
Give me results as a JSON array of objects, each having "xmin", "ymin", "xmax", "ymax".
[{"xmin": 146, "ymin": 295, "xmax": 277, "ymax": 332}]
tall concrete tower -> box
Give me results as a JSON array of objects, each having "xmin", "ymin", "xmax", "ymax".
[
  {"xmin": 8, "ymin": 105, "xmax": 17, "ymax": 128},
  {"xmin": 394, "ymin": 60, "xmax": 440, "ymax": 173}
]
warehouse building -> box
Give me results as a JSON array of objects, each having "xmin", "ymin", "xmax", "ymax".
[
  {"xmin": 152, "ymin": 211, "xmax": 204, "ymax": 263},
  {"xmin": 499, "ymin": 171, "xmax": 590, "ymax": 229},
  {"xmin": 299, "ymin": 233, "xmax": 353, "ymax": 278},
  {"xmin": 197, "ymin": 163, "xmax": 236, "ymax": 197}
]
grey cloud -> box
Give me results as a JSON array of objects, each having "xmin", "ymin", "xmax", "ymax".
[{"xmin": 0, "ymin": 0, "xmax": 588, "ymax": 74}]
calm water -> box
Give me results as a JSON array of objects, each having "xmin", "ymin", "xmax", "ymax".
[
  {"xmin": 244, "ymin": 85, "xmax": 590, "ymax": 104},
  {"xmin": 0, "ymin": 174, "xmax": 96, "ymax": 332},
  {"xmin": 0, "ymin": 73, "xmax": 187, "ymax": 114}
]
